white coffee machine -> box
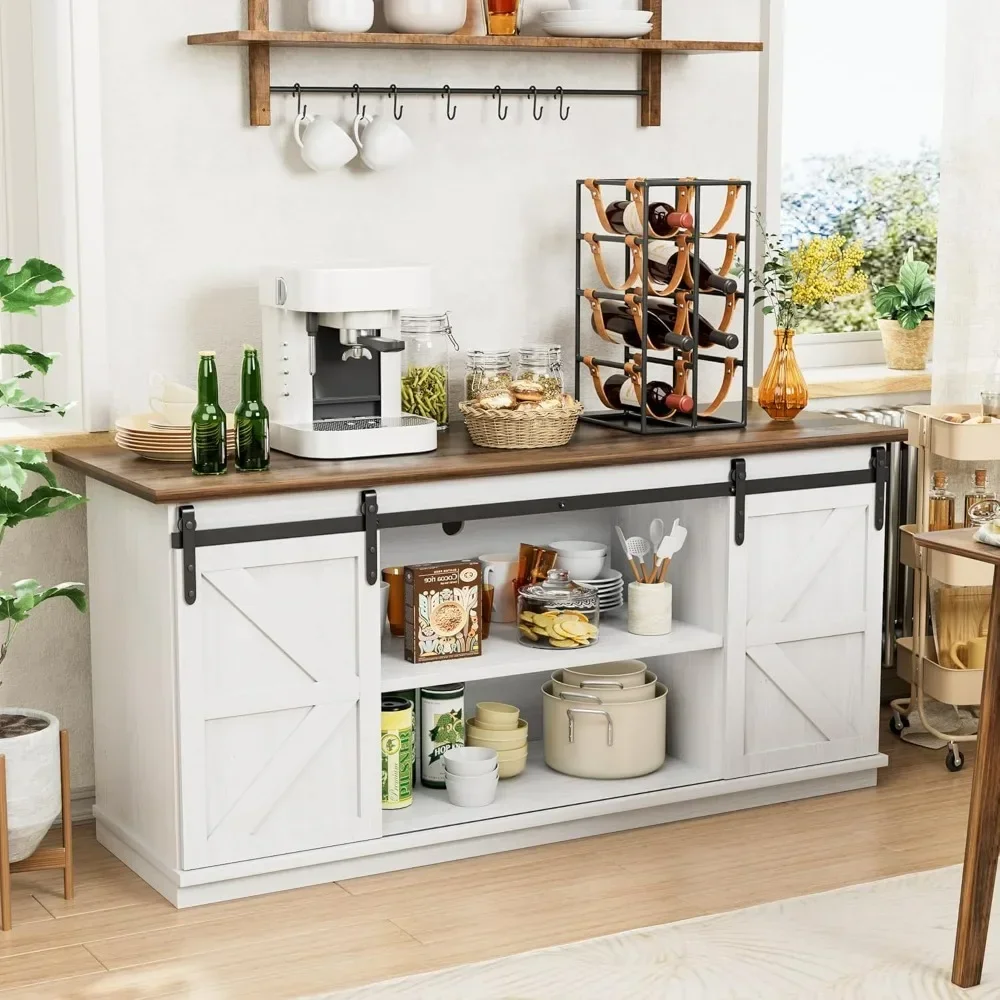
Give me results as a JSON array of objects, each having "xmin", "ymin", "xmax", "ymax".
[{"xmin": 259, "ymin": 263, "xmax": 438, "ymax": 460}]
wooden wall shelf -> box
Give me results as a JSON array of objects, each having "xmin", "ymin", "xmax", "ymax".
[{"xmin": 187, "ymin": 0, "xmax": 762, "ymax": 128}]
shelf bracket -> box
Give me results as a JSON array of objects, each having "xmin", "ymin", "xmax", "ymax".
[
  {"xmin": 871, "ymin": 446, "xmax": 888, "ymax": 531},
  {"xmin": 730, "ymin": 458, "xmax": 746, "ymax": 546},
  {"xmin": 361, "ymin": 489, "xmax": 379, "ymax": 586},
  {"xmin": 639, "ymin": 0, "xmax": 662, "ymax": 126},
  {"xmin": 248, "ymin": 0, "xmax": 271, "ymax": 126},
  {"xmin": 178, "ymin": 505, "xmax": 198, "ymax": 605}
]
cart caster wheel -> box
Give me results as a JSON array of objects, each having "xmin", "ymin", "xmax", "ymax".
[
  {"xmin": 889, "ymin": 712, "xmax": 908, "ymax": 736},
  {"xmin": 946, "ymin": 746, "xmax": 965, "ymax": 772}
]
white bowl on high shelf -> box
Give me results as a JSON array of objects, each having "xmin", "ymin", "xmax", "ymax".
[
  {"xmin": 551, "ymin": 540, "xmax": 607, "ymax": 581},
  {"xmin": 383, "ymin": 0, "xmax": 468, "ymax": 33},
  {"xmin": 308, "ymin": 0, "xmax": 375, "ymax": 31},
  {"xmin": 568, "ymin": 0, "xmax": 642, "ymax": 9}
]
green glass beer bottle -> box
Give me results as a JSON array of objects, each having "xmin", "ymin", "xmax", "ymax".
[
  {"xmin": 234, "ymin": 345, "xmax": 270, "ymax": 472},
  {"xmin": 191, "ymin": 350, "xmax": 227, "ymax": 476}
]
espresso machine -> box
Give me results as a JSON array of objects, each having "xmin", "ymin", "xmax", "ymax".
[{"xmin": 259, "ymin": 263, "xmax": 438, "ymax": 459}]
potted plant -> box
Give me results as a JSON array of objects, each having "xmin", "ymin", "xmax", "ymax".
[
  {"xmin": 0, "ymin": 257, "xmax": 85, "ymax": 861},
  {"xmin": 740, "ymin": 223, "xmax": 867, "ymax": 420},
  {"xmin": 873, "ymin": 249, "xmax": 935, "ymax": 370}
]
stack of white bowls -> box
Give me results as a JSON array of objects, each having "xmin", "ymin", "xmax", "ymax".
[
  {"xmin": 551, "ymin": 540, "xmax": 607, "ymax": 580},
  {"xmin": 444, "ymin": 747, "xmax": 499, "ymax": 807},
  {"xmin": 465, "ymin": 702, "xmax": 529, "ymax": 778},
  {"xmin": 541, "ymin": 0, "xmax": 652, "ymax": 38},
  {"xmin": 572, "ymin": 569, "xmax": 624, "ymax": 615}
]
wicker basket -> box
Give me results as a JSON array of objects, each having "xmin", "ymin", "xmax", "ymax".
[{"xmin": 459, "ymin": 400, "xmax": 584, "ymax": 450}]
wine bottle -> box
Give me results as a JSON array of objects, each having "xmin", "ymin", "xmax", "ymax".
[
  {"xmin": 648, "ymin": 249, "xmax": 739, "ymax": 295},
  {"xmin": 604, "ymin": 374, "xmax": 694, "ymax": 417},
  {"xmin": 646, "ymin": 300, "xmax": 740, "ymax": 351},
  {"xmin": 592, "ymin": 302, "xmax": 695, "ymax": 353},
  {"xmin": 191, "ymin": 351, "xmax": 227, "ymax": 476},
  {"xmin": 604, "ymin": 200, "xmax": 694, "ymax": 239}
]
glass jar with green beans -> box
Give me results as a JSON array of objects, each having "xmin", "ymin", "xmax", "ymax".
[{"xmin": 400, "ymin": 313, "xmax": 459, "ymax": 430}]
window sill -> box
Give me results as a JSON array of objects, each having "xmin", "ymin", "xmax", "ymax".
[{"xmin": 753, "ymin": 363, "xmax": 931, "ymax": 402}]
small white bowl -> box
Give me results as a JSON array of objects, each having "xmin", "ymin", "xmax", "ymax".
[
  {"xmin": 443, "ymin": 746, "xmax": 498, "ymax": 777},
  {"xmin": 445, "ymin": 768, "xmax": 499, "ymax": 808},
  {"xmin": 308, "ymin": 0, "xmax": 375, "ymax": 31},
  {"xmin": 383, "ymin": 0, "xmax": 467, "ymax": 33}
]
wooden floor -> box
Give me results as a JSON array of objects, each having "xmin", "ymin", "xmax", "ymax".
[{"xmin": 0, "ymin": 723, "xmax": 978, "ymax": 999}]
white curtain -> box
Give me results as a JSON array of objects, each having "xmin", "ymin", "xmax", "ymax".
[{"xmin": 932, "ymin": 0, "xmax": 1000, "ymax": 403}]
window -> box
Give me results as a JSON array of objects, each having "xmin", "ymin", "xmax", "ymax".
[{"xmin": 766, "ymin": 0, "xmax": 945, "ymax": 361}]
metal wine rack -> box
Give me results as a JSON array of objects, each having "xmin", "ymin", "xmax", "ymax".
[{"xmin": 573, "ymin": 176, "xmax": 751, "ymax": 436}]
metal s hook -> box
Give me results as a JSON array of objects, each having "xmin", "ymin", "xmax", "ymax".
[
  {"xmin": 529, "ymin": 85, "xmax": 543, "ymax": 121},
  {"xmin": 389, "ymin": 84, "xmax": 403, "ymax": 120},
  {"xmin": 351, "ymin": 84, "xmax": 366, "ymax": 118},
  {"xmin": 293, "ymin": 83, "xmax": 307, "ymax": 119},
  {"xmin": 493, "ymin": 85, "xmax": 508, "ymax": 121},
  {"xmin": 442, "ymin": 85, "xmax": 457, "ymax": 120},
  {"xmin": 554, "ymin": 85, "xmax": 570, "ymax": 121}
]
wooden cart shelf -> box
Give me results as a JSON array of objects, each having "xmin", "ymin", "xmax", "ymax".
[{"xmin": 187, "ymin": 0, "xmax": 762, "ymax": 128}]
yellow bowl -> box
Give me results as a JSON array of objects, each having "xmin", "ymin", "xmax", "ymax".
[
  {"xmin": 467, "ymin": 717, "xmax": 528, "ymax": 747},
  {"xmin": 475, "ymin": 702, "xmax": 520, "ymax": 730},
  {"xmin": 498, "ymin": 747, "xmax": 528, "ymax": 779}
]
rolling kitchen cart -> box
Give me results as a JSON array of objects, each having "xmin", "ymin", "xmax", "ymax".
[{"xmin": 893, "ymin": 405, "xmax": 997, "ymax": 771}]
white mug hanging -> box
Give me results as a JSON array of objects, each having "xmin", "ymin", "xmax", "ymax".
[
  {"xmin": 293, "ymin": 113, "xmax": 357, "ymax": 172},
  {"xmin": 352, "ymin": 113, "xmax": 413, "ymax": 171}
]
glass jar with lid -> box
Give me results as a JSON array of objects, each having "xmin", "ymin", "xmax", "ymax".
[
  {"xmin": 517, "ymin": 345, "xmax": 563, "ymax": 397},
  {"xmin": 400, "ymin": 313, "xmax": 460, "ymax": 430},
  {"xmin": 517, "ymin": 569, "xmax": 599, "ymax": 649},
  {"xmin": 465, "ymin": 350, "xmax": 512, "ymax": 401}
]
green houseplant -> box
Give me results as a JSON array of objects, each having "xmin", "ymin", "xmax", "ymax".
[
  {"xmin": 873, "ymin": 249, "xmax": 935, "ymax": 371},
  {"xmin": 0, "ymin": 257, "xmax": 86, "ymax": 861}
]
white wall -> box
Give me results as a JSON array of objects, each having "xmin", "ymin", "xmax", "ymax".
[{"xmin": 25, "ymin": 0, "xmax": 762, "ymax": 790}]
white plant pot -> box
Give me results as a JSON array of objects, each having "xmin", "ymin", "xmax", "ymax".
[{"xmin": 0, "ymin": 709, "xmax": 60, "ymax": 862}]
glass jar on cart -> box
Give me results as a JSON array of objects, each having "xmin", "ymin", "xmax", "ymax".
[
  {"xmin": 517, "ymin": 345, "xmax": 563, "ymax": 398},
  {"xmin": 517, "ymin": 569, "xmax": 599, "ymax": 649},
  {"xmin": 400, "ymin": 313, "xmax": 460, "ymax": 430}
]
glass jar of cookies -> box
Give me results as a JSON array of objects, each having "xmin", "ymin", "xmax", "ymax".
[{"xmin": 517, "ymin": 569, "xmax": 599, "ymax": 649}]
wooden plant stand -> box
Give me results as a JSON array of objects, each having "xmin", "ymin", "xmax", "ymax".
[{"xmin": 0, "ymin": 730, "xmax": 73, "ymax": 930}]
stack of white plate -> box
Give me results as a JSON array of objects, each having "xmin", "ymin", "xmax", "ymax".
[
  {"xmin": 573, "ymin": 569, "xmax": 624, "ymax": 615},
  {"xmin": 115, "ymin": 413, "xmax": 235, "ymax": 463},
  {"xmin": 540, "ymin": 7, "xmax": 652, "ymax": 38}
]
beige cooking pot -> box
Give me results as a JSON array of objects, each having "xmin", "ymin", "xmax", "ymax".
[
  {"xmin": 550, "ymin": 669, "xmax": 658, "ymax": 702},
  {"xmin": 542, "ymin": 680, "xmax": 667, "ymax": 779},
  {"xmin": 560, "ymin": 659, "xmax": 648, "ymax": 688}
]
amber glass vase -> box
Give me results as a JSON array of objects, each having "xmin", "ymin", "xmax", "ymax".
[{"xmin": 758, "ymin": 328, "xmax": 808, "ymax": 421}]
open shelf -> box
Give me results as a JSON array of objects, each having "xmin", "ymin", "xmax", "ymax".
[
  {"xmin": 187, "ymin": 30, "xmax": 763, "ymax": 53},
  {"xmin": 382, "ymin": 741, "xmax": 709, "ymax": 836},
  {"xmin": 380, "ymin": 616, "xmax": 723, "ymax": 691}
]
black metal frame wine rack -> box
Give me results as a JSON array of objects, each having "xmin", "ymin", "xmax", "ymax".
[{"xmin": 573, "ymin": 176, "xmax": 751, "ymax": 436}]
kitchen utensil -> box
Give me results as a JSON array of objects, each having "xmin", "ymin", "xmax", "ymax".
[
  {"xmin": 561, "ymin": 659, "xmax": 648, "ymax": 688},
  {"xmin": 293, "ymin": 114, "xmax": 358, "ymax": 172},
  {"xmin": 951, "ymin": 636, "xmax": 988, "ymax": 670},
  {"xmin": 551, "ymin": 668, "xmax": 658, "ymax": 702},
  {"xmin": 475, "ymin": 702, "xmax": 520, "ymax": 730},
  {"xmin": 653, "ymin": 519, "xmax": 688, "ymax": 582},
  {"xmin": 615, "ymin": 525, "xmax": 642, "ymax": 583},
  {"xmin": 624, "ymin": 535, "xmax": 651, "ymax": 582},
  {"xmin": 518, "ymin": 570, "xmax": 599, "ymax": 649},
  {"xmin": 648, "ymin": 518, "xmax": 664, "ymax": 578},
  {"xmin": 479, "ymin": 553, "xmax": 518, "ymax": 623},
  {"xmin": 627, "ymin": 581, "xmax": 672, "ymax": 636},
  {"xmin": 466, "ymin": 717, "xmax": 528, "ymax": 747},
  {"xmin": 541, "ymin": 680, "xmax": 667, "ymax": 779},
  {"xmin": 445, "ymin": 768, "xmax": 499, "ymax": 807},
  {"xmin": 443, "ymin": 746, "xmax": 498, "ymax": 776},
  {"xmin": 382, "ymin": 567, "xmax": 406, "ymax": 638},
  {"xmin": 496, "ymin": 746, "xmax": 528, "ymax": 778},
  {"xmin": 384, "ymin": 0, "xmax": 468, "ymax": 33},
  {"xmin": 551, "ymin": 540, "xmax": 607, "ymax": 580},
  {"xmin": 309, "ymin": 0, "xmax": 375, "ymax": 30},
  {"xmin": 379, "ymin": 581, "xmax": 390, "ymax": 637},
  {"xmin": 353, "ymin": 113, "xmax": 413, "ymax": 172}
]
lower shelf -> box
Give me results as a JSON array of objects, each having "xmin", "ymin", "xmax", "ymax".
[
  {"xmin": 382, "ymin": 741, "xmax": 710, "ymax": 837},
  {"xmin": 897, "ymin": 637, "xmax": 984, "ymax": 705}
]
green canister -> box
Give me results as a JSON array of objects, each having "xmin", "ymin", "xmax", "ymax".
[
  {"xmin": 419, "ymin": 682, "xmax": 465, "ymax": 788},
  {"xmin": 381, "ymin": 696, "xmax": 414, "ymax": 810}
]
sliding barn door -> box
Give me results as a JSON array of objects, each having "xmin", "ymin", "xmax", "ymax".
[
  {"xmin": 175, "ymin": 533, "xmax": 380, "ymax": 869},
  {"xmin": 725, "ymin": 484, "xmax": 884, "ymax": 777}
]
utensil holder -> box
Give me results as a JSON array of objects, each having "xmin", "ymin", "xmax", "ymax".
[{"xmin": 627, "ymin": 581, "xmax": 672, "ymax": 635}]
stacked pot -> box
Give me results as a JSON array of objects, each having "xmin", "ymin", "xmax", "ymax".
[{"xmin": 542, "ymin": 659, "xmax": 667, "ymax": 779}]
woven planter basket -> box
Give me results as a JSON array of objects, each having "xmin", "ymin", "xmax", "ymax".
[
  {"xmin": 459, "ymin": 400, "xmax": 584, "ymax": 450},
  {"xmin": 879, "ymin": 318, "xmax": 933, "ymax": 371}
]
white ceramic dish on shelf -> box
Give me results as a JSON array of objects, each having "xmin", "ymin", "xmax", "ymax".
[
  {"xmin": 541, "ymin": 10, "xmax": 653, "ymax": 36},
  {"xmin": 383, "ymin": 0, "xmax": 467, "ymax": 33},
  {"xmin": 568, "ymin": 0, "xmax": 640, "ymax": 9}
]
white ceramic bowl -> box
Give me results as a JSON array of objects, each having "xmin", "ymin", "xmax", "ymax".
[
  {"xmin": 443, "ymin": 746, "xmax": 499, "ymax": 777},
  {"xmin": 568, "ymin": 0, "xmax": 640, "ymax": 8},
  {"xmin": 553, "ymin": 544, "xmax": 607, "ymax": 581},
  {"xmin": 383, "ymin": 0, "xmax": 467, "ymax": 33},
  {"xmin": 445, "ymin": 768, "xmax": 499, "ymax": 808},
  {"xmin": 309, "ymin": 0, "xmax": 375, "ymax": 31}
]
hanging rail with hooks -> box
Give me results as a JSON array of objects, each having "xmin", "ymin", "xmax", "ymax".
[{"xmin": 277, "ymin": 83, "xmax": 645, "ymax": 122}]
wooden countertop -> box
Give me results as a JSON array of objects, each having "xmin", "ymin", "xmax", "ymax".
[{"xmin": 53, "ymin": 411, "xmax": 906, "ymax": 505}]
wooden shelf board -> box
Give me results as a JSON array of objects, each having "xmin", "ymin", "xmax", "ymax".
[
  {"xmin": 382, "ymin": 741, "xmax": 710, "ymax": 837},
  {"xmin": 381, "ymin": 617, "xmax": 723, "ymax": 692},
  {"xmin": 186, "ymin": 30, "xmax": 763, "ymax": 53}
]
